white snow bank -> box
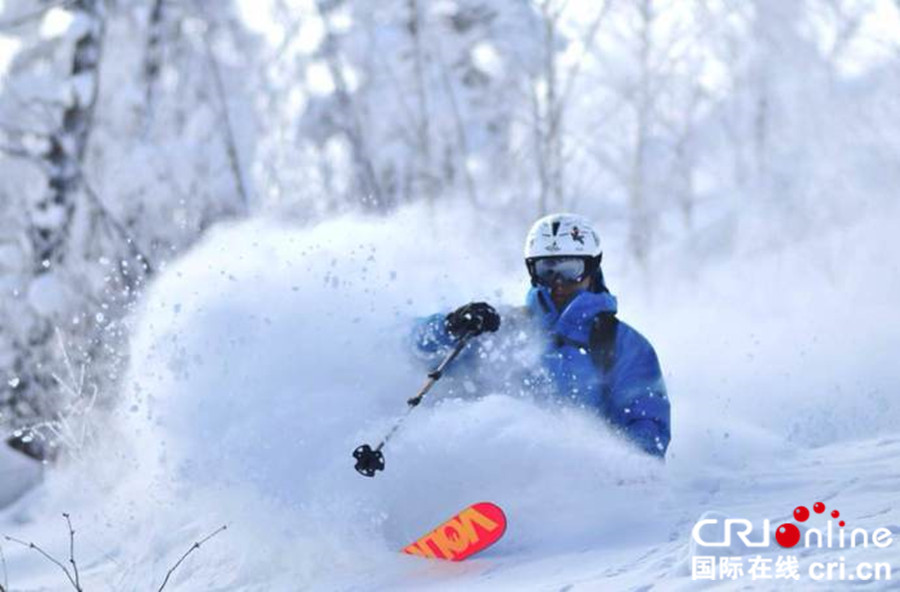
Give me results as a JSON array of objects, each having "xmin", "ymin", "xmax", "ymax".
[
  {"xmin": 2, "ymin": 202, "xmax": 899, "ymax": 590},
  {"xmin": 19, "ymin": 205, "xmax": 658, "ymax": 588}
]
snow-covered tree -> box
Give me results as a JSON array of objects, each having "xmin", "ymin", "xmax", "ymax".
[
  {"xmin": 0, "ymin": 0, "xmax": 260, "ymax": 453},
  {"xmin": 255, "ymin": 0, "xmax": 543, "ymax": 214},
  {"xmin": 1, "ymin": 0, "xmax": 899, "ymax": 457}
]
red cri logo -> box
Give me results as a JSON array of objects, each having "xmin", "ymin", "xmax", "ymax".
[{"xmin": 776, "ymin": 501, "xmax": 844, "ymax": 548}]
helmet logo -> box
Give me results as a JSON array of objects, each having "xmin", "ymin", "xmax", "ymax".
[
  {"xmin": 570, "ymin": 226, "xmax": 585, "ymax": 245},
  {"xmin": 525, "ymin": 215, "xmax": 601, "ymax": 259}
]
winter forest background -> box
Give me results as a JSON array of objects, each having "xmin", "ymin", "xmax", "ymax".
[
  {"xmin": 3, "ymin": 0, "xmax": 898, "ymax": 449},
  {"xmin": 0, "ymin": 0, "xmax": 893, "ymax": 487}
]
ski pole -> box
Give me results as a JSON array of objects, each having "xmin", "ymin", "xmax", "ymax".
[{"xmin": 353, "ymin": 331, "xmax": 474, "ymax": 477}]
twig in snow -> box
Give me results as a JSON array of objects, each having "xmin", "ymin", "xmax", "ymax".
[
  {"xmin": 54, "ymin": 328, "xmax": 82, "ymax": 400},
  {"xmin": 63, "ymin": 514, "xmax": 80, "ymax": 591},
  {"xmin": 157, "ymin": 525, "xmax": 228, "ymax": 592},
  {"xmin": 16, "ymin": 327, "xmax": 100, "ymax": 457},
  {"xmin": 4, "ymin": 525, "xmax": 82, "ymax": 591}
]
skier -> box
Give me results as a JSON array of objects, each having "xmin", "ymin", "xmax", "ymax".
[{"xmin": 412, "ymin": 213, "xmax": 670, "ymax": 458}]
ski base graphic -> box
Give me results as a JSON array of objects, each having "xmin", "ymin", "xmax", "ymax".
[{"xmin": 402, "ymin": 502, "xmax": 507, "ymax": 561}]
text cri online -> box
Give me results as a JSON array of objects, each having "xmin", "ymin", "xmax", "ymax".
[{"xmin": 691, "ymin": 519, "xmax": 894, "ymax": 582}]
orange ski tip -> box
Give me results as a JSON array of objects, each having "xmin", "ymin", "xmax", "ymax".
[
  {"xmin": 402, "ymin": 502, "xmax": 507, "ymax": 562},
  {"xmin": 470, "ymin": 502, "xmax": 508, "ymax": 536}
]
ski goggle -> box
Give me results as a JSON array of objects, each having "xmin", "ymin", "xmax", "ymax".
[{"xmin": 529, "ymin": 257, "xmax": 589, "ymax": 285}]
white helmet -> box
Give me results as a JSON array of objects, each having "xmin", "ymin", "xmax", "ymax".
[
  {"xmin": 524, "ymin": 213, "xmax": 603, "ymax": 287},
  {"xmin": 524, "ymin": 213, "xmax": 602, "ymax": 259}
]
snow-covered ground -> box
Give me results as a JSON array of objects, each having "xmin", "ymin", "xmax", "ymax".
[{"xmin": 0, "ymin": 204, "xmax": 898, "ymax": 590}]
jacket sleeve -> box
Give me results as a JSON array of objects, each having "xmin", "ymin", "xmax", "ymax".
[
  {"xmin": 605, "ymin": 325, "xmax": 671, "ymax": 458},
  {"xmin": 409, "ymin": 312, "xmax": 456, "ymax": 363}
]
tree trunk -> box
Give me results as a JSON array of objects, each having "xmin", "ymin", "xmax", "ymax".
[
  {"xmin": 143, "ymin": 0, "xmax": 165, "ymax": 125},
  {"xmin": 408, "ymin": 0, "xmax": 435, "ymax": 207},
  {"xmin": 316, "ymin": 2, "xmax": 385, "ymax": 211},
  {"xmin": 629, "ymin": 0, "xmax": 653, "ymax": 267},
  {"xmin": 29, "ymin": 0, "xmax": 105, "ymax": 274}
]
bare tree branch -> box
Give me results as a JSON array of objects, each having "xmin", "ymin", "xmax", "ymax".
[
  {"xmin": 62, "ymin": 514, "xmax": 80, "ymax": 591},
  {"xmin": 81, "ymin": 165, "xmax": 157, "ymax": 276},
  {"xmin": 314, "ymin": 1, "xmax": 385, "ymax": 209},
  {"xmin": 202, "ymin": 32, "xmax": 250, "ymax": 213},
  {"xmin": 435, "ymin": 40, "xmax": 478, "ymax": 205},
  {"xmin": 407, "ymin": 0, "xmax": 436, "ymax": 205},
  {"xmin": 157, "ymin": 525, "xmax": 227, "ymax": 592},
  {"xmin": 4, "ymin": 532, "xmax": 81, "ymax": 591},
  {"xmin": 369, "ymin": 48, "xmax": 418, "ymax": 147},
  {"xmin": 543, "ymin": 2, "xmax": 562, "ymax": 207},
  {"xmin": 557, "ymin": 0, "xmax": 613, "ymax": 112}
]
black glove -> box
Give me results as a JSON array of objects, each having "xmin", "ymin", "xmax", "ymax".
[{"xmin": 445, "ymin": 302, "xmax": 501, "ymax": 337}]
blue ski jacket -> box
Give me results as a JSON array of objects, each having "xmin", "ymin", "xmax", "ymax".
[{"xmin": 411, "ymin": 281, "xmax": 670, "ymax": 458}]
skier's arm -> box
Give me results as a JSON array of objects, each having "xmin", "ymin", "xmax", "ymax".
[
  {"xmin": 409, "ymin": 302, "xmax": 500, "ymax": 363},
  {"xmin": 606, "ymin": 329, "xmax": 671, "ymax": 458},
  {"xmin": 409, "ymin": 312, "xmax": 456, "ymax": 362}
]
